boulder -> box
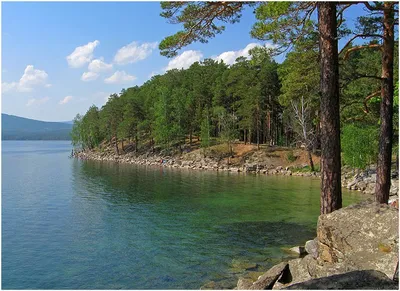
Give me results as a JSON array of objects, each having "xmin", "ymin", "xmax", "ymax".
[
  {"xmin": 284, "ymin": 270, "xmax": 399, "ymax": 290},
  {"xmin": 285, "ymin": 257, "xmax": 313, "ymax": 286},
  {"xmin": 249, "ymin": 262, "xmax": 288, "ymax": 290},
  {"xmin": 317, "ymin": 200, "xmax": 399, "ymax": 279},
  {"xmin": 304, "ymin": 238, "xmax": 319, "ymax": 259},
  {"xmin": 237, "ymin": 277, "xmax": 253, "ymax": 290}
]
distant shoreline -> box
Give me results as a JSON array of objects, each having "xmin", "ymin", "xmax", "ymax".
[{"xmin": 2, "ymin": 139, "xmax": 71, "ymax": 141}]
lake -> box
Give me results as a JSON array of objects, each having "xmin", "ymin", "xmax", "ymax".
[{"xmin": 2, "ymin": 141, "xmax": 364, "ymax": 289}]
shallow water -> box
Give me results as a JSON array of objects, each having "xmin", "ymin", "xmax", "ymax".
[{"xmin": 2, "ymin": 141, "xmax": 364, "ymax": 289}]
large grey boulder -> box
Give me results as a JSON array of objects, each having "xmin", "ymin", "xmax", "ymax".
[
  {"xmin": 317, "ymin": 200, "xmax": 399, "ymax": 279},
  {"xmin": 284, "ymin": 270, "xmax": 399, "ymax": 290}
]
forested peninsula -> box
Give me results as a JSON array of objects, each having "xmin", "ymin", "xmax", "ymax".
[
  {"xmin": 71, "ymin": 2, "xmax": 399, "ymax": 205},
  {"xmin": 71, "ymin": 36, "xmax": 398, "ymax": 192}
]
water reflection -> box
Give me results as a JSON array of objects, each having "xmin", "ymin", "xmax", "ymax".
[{"xmin": 67, "ymin": 159, "xmax": 363, "ymax": 289}]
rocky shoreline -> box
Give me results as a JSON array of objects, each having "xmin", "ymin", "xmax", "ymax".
[
  {"xmin": 73, "ymin": 149, "xmax": 399, "ymax": 200},
  {"xmin": 233, "ymin": 200, "xmax": 399, "ymax": 289}
]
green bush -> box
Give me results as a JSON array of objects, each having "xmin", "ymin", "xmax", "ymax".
[
  {"xmin": 341, "ymin": 124, "xmax": 378, "ymax": 170},
  {"xmin": 286, "ymin": 151, "xmax": 297, "ymax": 162}
]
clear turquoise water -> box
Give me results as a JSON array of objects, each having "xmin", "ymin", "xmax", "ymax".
[{"xmin": 2, "ymin": 141, "xmax": 364, "ymax": 289}]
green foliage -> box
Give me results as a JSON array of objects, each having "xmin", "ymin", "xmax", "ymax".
[
  {"xmin": 291, "ymin": 164, "xmax": 320, "ymax": 173},
  {"xmin": 286, "ymin": 151, "xmax": 297, "ymax": 162},
  {"xmin": 200, "ymin": 109, "xmax": 211, "ymax": 151},
  {"xmin": 341, "ymin": 124, "xmax": 379, "ymax": 169},
  {"xmin": 219, "ymin": 110, "xmax": 238, "ymax": 155},
  {"xmin": 159, "ymin": 2, "xmax": 249, "ymax": 57},
  {"xmin": 208, "ymin": 144, "xmax": 231, "ymax": 160},
  {"xmin": 251, "ymin": 2, "xmax": 317, "ymax": 51}
]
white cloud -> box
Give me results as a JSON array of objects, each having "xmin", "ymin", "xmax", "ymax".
[
  {"xmin": 165, "ymin": 50, "xmax": 203, "ymax": 71},
  {"xmin": 67, "ymin": 40, "xmax": 100, "ymax": 68},
  {"xmin": 26, "ymin": 96, "xmax": 49, "ymax": 107},
  {"xmin": 88, "ymin": 58, "xmax": 113, "ymax": 73},
  {"xmin": 2, "ymin": 65, "xmax": 50, "ymax": 93},
  {"xmin": 1, "ymin": 82, "xmax": 18, "ymax": 93},
  {"xmin": 104, "ymin": 71, "xmax": 136, "ymax": 84},
  {"xmin": 59, "ymin": 95, "xmax": 73, "ymax": 105},
  {"xmin": 19, "ymin": 65, "xmax": 49, "ymax": 91},
  {"xmin": 215, "ymin": 43, "xmax": 275, "ymax": 65},
  {"xmin": 114, "ymin": 41, "xmax": 158, "ymax": 65},
  {"xmin": 81, "ymin": 71, "xmax": 99, "ymax": 82}
]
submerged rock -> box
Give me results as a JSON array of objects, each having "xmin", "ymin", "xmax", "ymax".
[{"xmin": 231, "ymin": 259, "xmax": 259, "ymax": 272}]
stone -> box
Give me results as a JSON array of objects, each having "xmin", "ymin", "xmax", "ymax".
[
  {"xmin": 249, "ymin": 262, "xmax": 289, "ymax": 290},
  {"xmin": 231, "ymin": 259, "xmax": 258, "ymax": 272},
  {"xmin": 284, "ymin": 270, "xmax": 399, "ymax": 290},
  {"xmin": 285, "ymin": 257, "xmax": 313, "ymax": 286},
  {"xmin": 288, "ymin": 246, "xmax": 307, "ymax": 256},
  {"xmin": 347, "ymin": 179, "xmax": 358, "ymax": 189},
  {"xmin": 305, "ymin": 238, "xmax": 319, "ymax": 259},
  {"xmin": 200, "ymin": 281, "xmax": 216, "ymax": 290},
  {"xmin": 237, "ymin": 277, "xmax": 253, "ymax": 290},
  {"xmin": 357, "ymin": 181, "xmax": 367, "ymax": 191},
  {"xmin": 317, "ymin": 200, "xmax": 399, "ymax": 279}
]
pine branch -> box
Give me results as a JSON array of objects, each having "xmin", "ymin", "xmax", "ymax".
[
  {"xmin": 363, "ymin": 90, "xmax": 381, "ymax": 113},
  {"xmin": 343, "ymin": 43, "xmax": 383, "ymax": 60}
]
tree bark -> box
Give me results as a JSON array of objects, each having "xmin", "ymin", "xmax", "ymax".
[
  {"xmin": 115, "ymin": 136, "xmax": 119, "ymax": 155},
  {"xmin": 318, "ymin": 2, "xmax": 342, "ymax": 214},
  {"xmin": 375, "ymin": 2, "xmax": 395, "ymax": 204},
  {"xmin": 135, "ymin": 134, "xmax": 138, "ymax": 153},
  {"xmin": 308, "ymin": 150, "xmax": 315, "ymax": 172}
]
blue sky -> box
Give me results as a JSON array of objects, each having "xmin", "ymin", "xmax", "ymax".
[{"xmin": 2, "ymin": 2, "xmax": 369, "ymax": 122}]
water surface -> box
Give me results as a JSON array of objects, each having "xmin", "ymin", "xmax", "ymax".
[{"xmin": 2, "ymin": 141, "xmax": 364, "ymax": 289}]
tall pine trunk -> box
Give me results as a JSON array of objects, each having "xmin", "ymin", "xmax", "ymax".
[
  {"xmin": 318, "ymin": 2, "xmax": 342, "ymax": 214},
  {"xmin": 375, "ymin": 2, "xmax": 395, "ymax": 204}
]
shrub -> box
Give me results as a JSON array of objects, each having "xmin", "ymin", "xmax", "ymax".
[
  {"xmin": 286, "ymin": 150, "xmax": 297, "ymax": 162},
  {"xmin": 341, "ymin": 124, "xmax": 378, "ymax": 170}
]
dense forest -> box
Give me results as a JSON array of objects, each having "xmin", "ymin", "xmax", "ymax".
[
  {"xmin": 72, "ymin": 2, "xmax": 399, "ymax": 211},
  {"xmin": 71, "ymin": 42, "xmax": 398, "ymax": 164}
]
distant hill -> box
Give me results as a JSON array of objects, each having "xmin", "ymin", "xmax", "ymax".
[{"xmin": 2, "ymin": 114, "xmax": 72, "ymax": 140}]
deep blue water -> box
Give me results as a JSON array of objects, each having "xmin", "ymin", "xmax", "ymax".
[{"xmin": 2, "ymin": 141, "xmax": 363, "ymax": 289}]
